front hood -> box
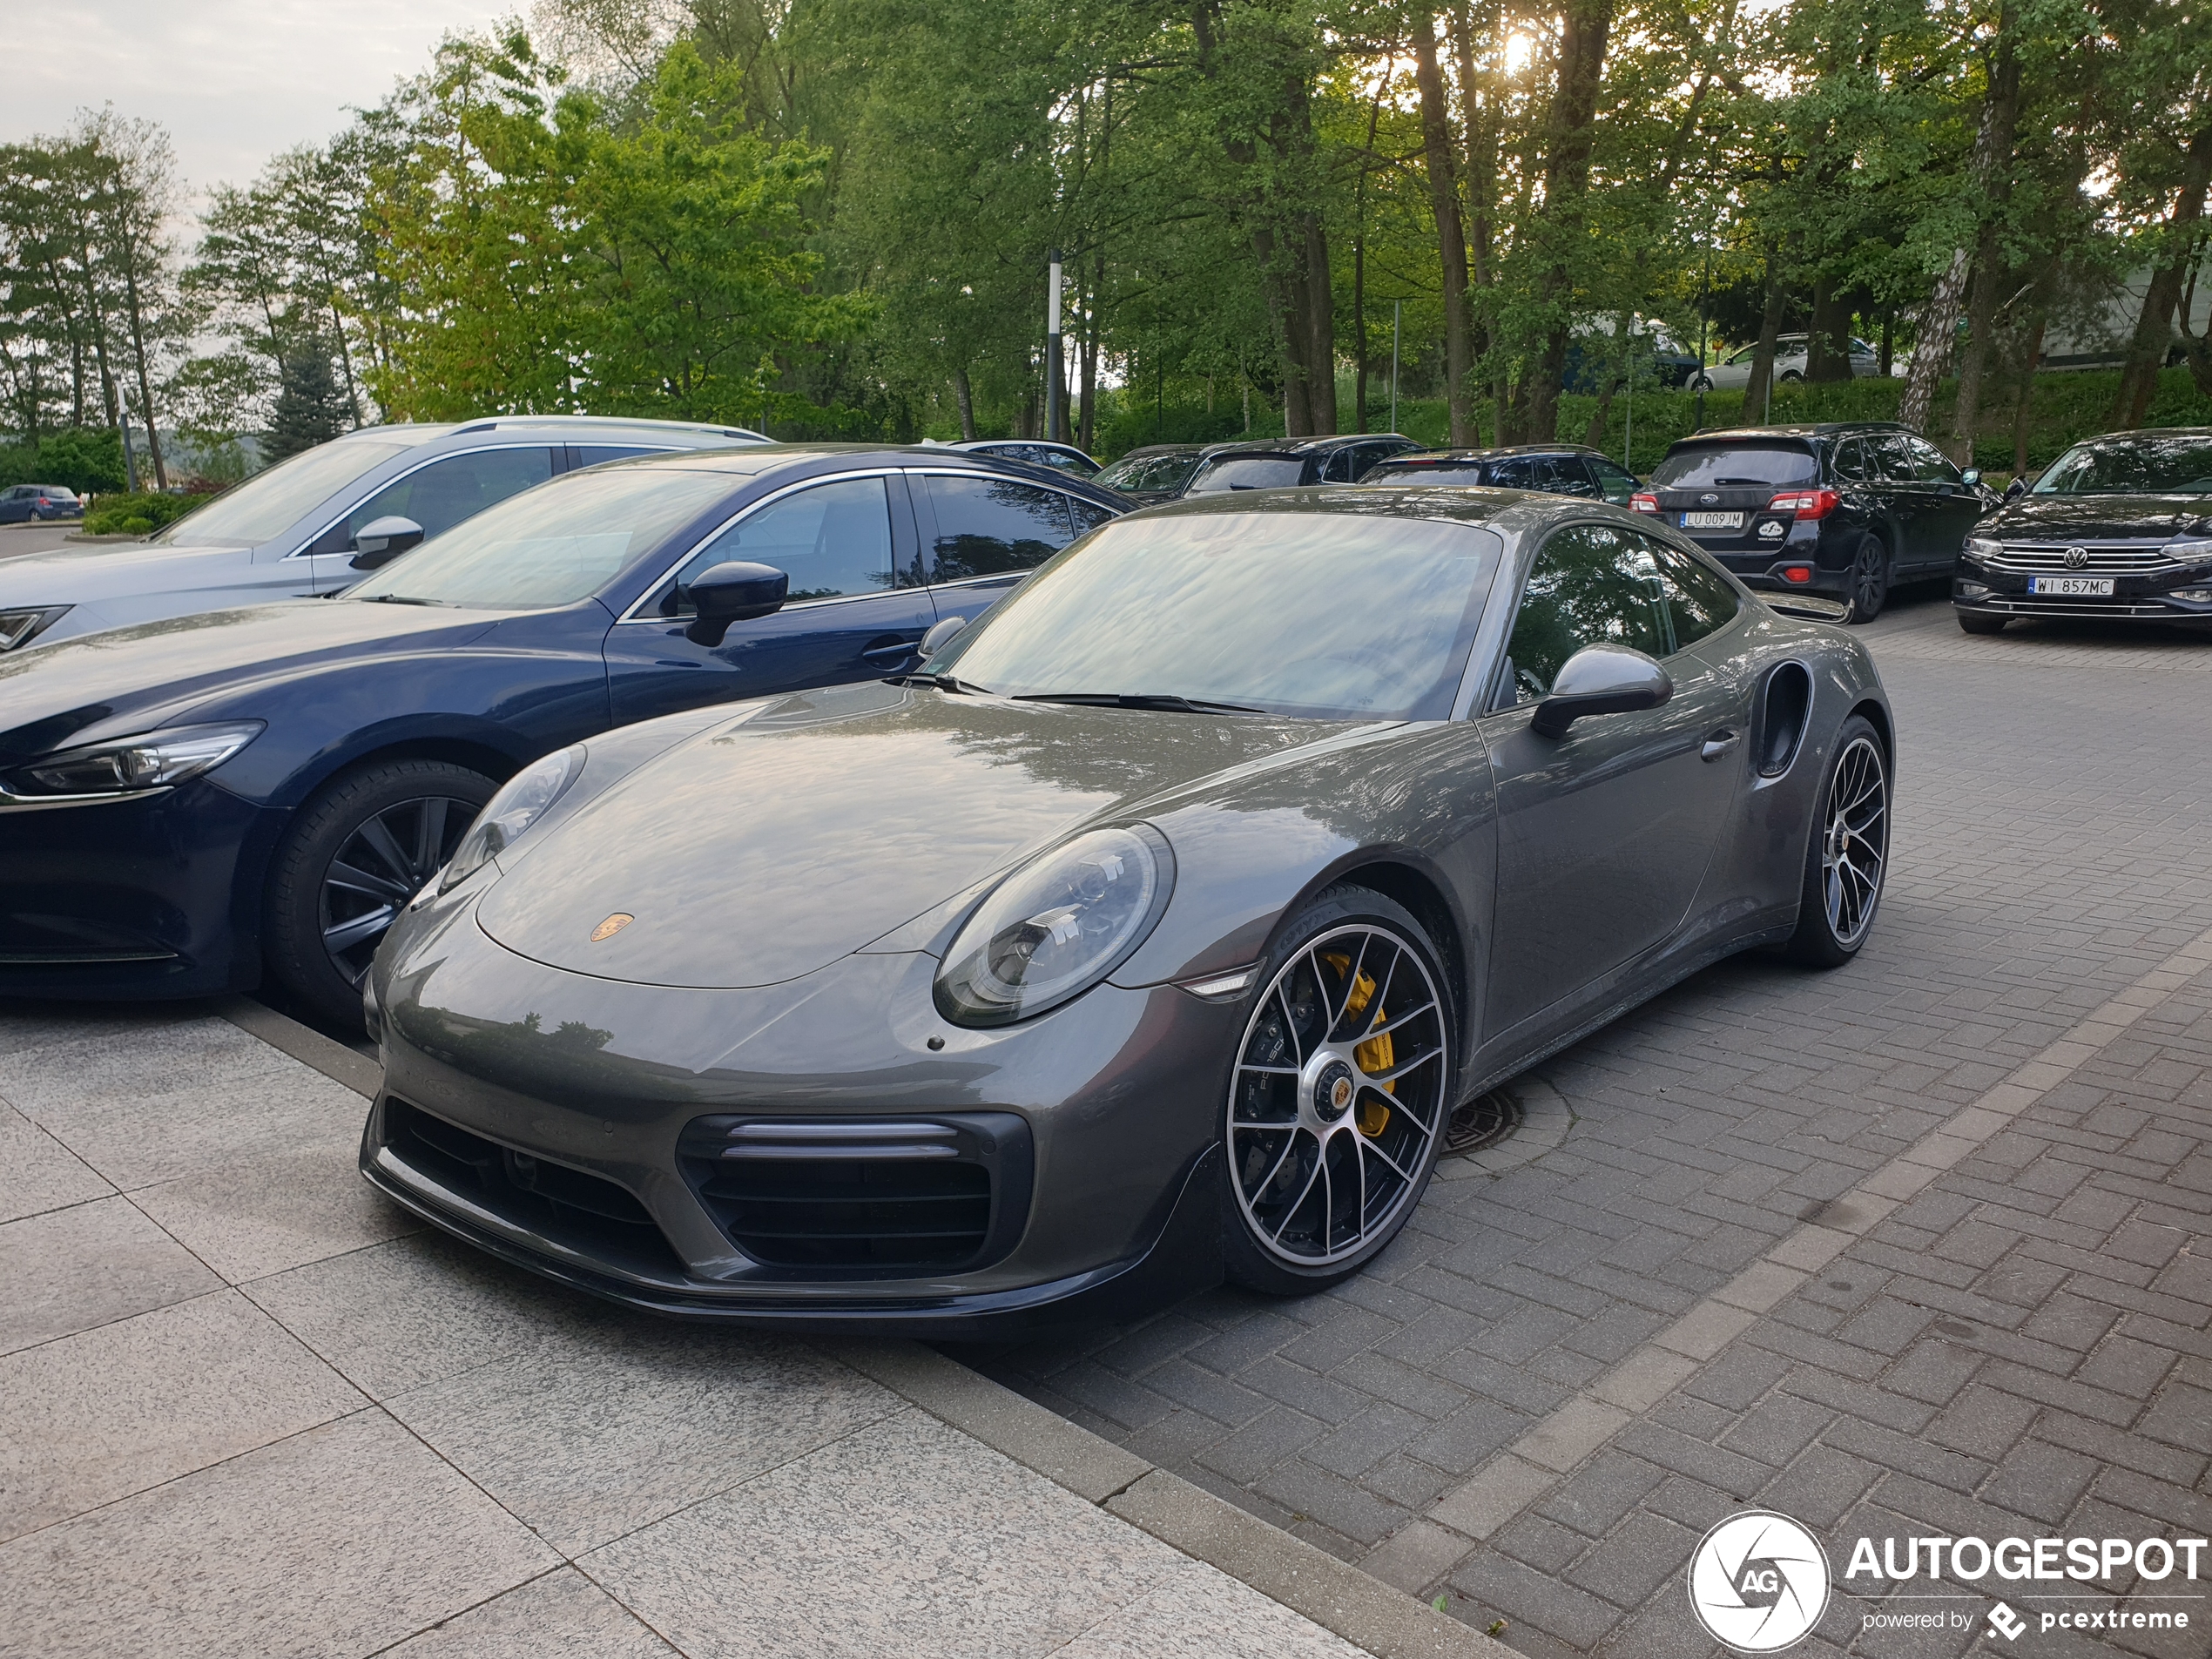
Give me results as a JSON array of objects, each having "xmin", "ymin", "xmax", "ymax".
[
  {"xmin": 0, "ymin": 598, "xmax": 500, "ymax": 765},
  {"xmin": 1983, "ymin": 496, "xmax": 2212, "ymax": 543},
  {"xmin": 475, "ymin": 681, "xmax": 1332, "ymax": 989},
  {"xmin": 0, "ymin": 540, "xmax": 258, "ymax": 612}
]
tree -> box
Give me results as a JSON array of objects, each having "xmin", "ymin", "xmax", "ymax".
[{"xmin": 266, "ymin": 343, "xmax": 350, "ymax": 459}]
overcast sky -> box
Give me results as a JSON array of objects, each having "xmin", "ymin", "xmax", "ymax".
[{"xmin": 12, "ymin": 0, "xmax": 523, "ymax": 196}]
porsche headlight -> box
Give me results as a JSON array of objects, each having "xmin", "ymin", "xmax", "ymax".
[
  {"xmin": 0, "ymin": 606, "xmax": 69, "ymax": 651},
  {"xmin": 437, "ymin": 745, "xmax": 583, "ymax": 894},
  {"xmin": 935, "ymin": 825, "xmax": 1175, "ymax": 1026},
  {"xmin": 8, "ymin": 721, "xmax": 264, "ymax": 799}
]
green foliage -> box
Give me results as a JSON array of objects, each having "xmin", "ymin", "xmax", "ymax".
[
  {"xmin": 0, "ymin": 427, "xmax": 128, "ymax": 493},
  {"xmin": 83, "ymin": 489, "xmax": 212, "ymax": 535},
  {"xmin": 266, "ymin": 347, "xmax": 351, "ymax": 461}
]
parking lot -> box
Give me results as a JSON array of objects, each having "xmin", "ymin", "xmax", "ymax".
[{"xmin": 2, "ymin": 580, "xmax": 2207, "ymax": 1657}]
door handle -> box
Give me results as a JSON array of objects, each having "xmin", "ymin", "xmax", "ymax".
[
  {"xmin": 860, "ymin": 635, "xmax": 921, "ymax": 663},
  {"xmin": 1701, "ymin": 727, "xmax": 1742, "ymax": 762}
]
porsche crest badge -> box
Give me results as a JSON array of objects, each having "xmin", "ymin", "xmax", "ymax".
[{"xmin": 590, "ymin": 913, "xmax": 634, "ymax": 942}]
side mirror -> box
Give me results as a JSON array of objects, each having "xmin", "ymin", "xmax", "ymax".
[
  {"xmin": 2004, "ymin": 476, "xmax": 2028, "ymax": 502},
  {"xmin": 1530, "ymin": 644, "xmax": 1673, "ymax": 738},
  {"xmin": 684, "ymin": 561, "xmax": 787, "ymax": 647},
  {"xmin": 1959, "ymin": 469, "xmax": 1981, "ymax": 488},
  {"xmin": 349, "ymin": 516, "xmax": 425, "ymax": 570},
  {"xmin": 918, "ymin": 614, "xmax": 968, "ymax": 658}
]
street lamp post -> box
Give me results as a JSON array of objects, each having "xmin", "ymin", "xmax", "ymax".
[
  {"xmin": 1390, "ymin": 300, "xmax": 1401, "ymax": 435},
  {"xmin": 1044, "ymin": 250, "xmax": 1065, "ymax": 445}
]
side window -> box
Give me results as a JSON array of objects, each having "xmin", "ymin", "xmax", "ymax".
[
  {"xmin": 926, "ymin": 474, "xmax": 1076, "ymax": 579},
  {"xmin": 574, "ymin": 445, "xmax": 669, "ymax": 469},
  {"xmin": 1637, "ymin": 536, "xmax": 1741, "ymax": 648},
  {"xmin": 662, "ymin": 476, "xmax": 897, "ymax": 613},
  {"xmin": 1322, "ymin": 448, "xmax": 1359, "ymax": 482},
  {"xmin": 1498, "ymin": 525, "xmax": 1673, "ymax": 705},
  {"xmin": 1871, "ymin": 435, "xmax": 1920, "ymax": 483},
  {"xmin": 1906, "ymin": 436, "xmax": 1961, "ymax": 483},
  {"xmin": 307, "ymin": 447, "xmax": 556, "ymax": 555},
  {"xmin": 1538, "ymin": 456, "xmax": 1602, "ymax": 498},
  {"xmin": 1488, "ymin": 457, "xmax": 1541, "ymax": 491},
  {"xmin": 1067, "ymin": 496, "xmax": 1116, "ymax": 536},
  {"xmin": 1588, "ymin": 458, "xmax": 1636, "ymax": 503},
  {"xmin": 1831, "ymin": 440, "xmax": 1866, "ymax": 482}
]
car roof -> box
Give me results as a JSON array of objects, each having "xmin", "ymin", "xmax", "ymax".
[
  {"xmin": 1131, "ymin": 481, "xmax": 1622, "ymax": 532},
  {"xmin": 1197, "ymin": 432, "xmax": 1412, "ymax": 458},
  {"xmin": 1672, "ymin": 422, "xmax": 1908, "ymax": 445},
  {"xmin": 2062, "ymin": 426, "xmax": 2212, "ymax": 442},
  {"xmin": 578, "ymin": 442, "xmax": 1131, "ymax": 502},
  {"xmin": 1378, "ymin": 444, "xmax": 1609, "ymax": 462},
  {"xmin": 344, "ymin": 415, "xmax": 771, "ymax": 447},
  {"xmin": 1107, "ymin": 443, "xmax": 1209, "ymax": 458}
]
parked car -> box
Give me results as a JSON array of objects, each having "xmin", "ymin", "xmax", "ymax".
[
  {"xmin": 0, "ymin": 483, "xmax": 83, "ymax": 523},
  {"xmin": 950, "ymin": 439, "xmax": 1100, "ymax": 477},
  {"xmin": 1184, "ymin": 434, "xmax": 1423, "ymax": 494},
  {"xmin": 0, "ymin": 415, "xmax": 768, "ymax": 652},
  {"xmin": 360, "ymin": 484, "xmax": 1890, "ymax": 1333},
  {"xmin": 1359, "ymin": 444, "xmax": 1641, "ymax": 503},
  {"xmin": 1634, "ymin": 422, "xmax": 1998, "ymax": 621},
  {"xmin": 1091, "ymin": 443, "xmax": 1211, "ymax": 504},
  {"xmin": 1692, "ymin": 334, "xmax": 1879, "ymax": 392},
  {"xmin": 0, "ymin": 446, "xmax": 1126, "ymax": 1025},
  {"xmin": 1953, "ymin": 428, "xmax": 2212, "ymax": 634},
  {"xmin": 1564, "ymin": 326, "xmax": 1702, "ymax": 392}
]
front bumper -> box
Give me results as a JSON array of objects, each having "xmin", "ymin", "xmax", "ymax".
[
  {"xmin": 0, "ymin": 777, "xmax": 276, "ymax": 998},
  {"xmin": 1952, "ymin": 565, "xmax": 2212, "ymax": 627},
  {"xmin": 361, "ymin": 891, "xmax": 1239, "ymax": 1333}
]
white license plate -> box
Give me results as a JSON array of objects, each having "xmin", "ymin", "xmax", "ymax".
[
  {"xmin": 2028, "ymin": 576, "xmax": 2115, "ymax": 596},
  {"xmin": 1683, "ymin": 511, "xmax": 1743, "ymax": 529}
]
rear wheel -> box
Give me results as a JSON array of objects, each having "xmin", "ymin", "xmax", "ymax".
[
  {"xmin": 1844, "ymin": 536, "xmax": 1890, "ymax": 624},
  {"xmin": 1957, "ymin": 610, "xmax": 2006, "ymax": 635},
  {"xmin": 1222, "ymin": 886, "xmax": 1454, "ymax": 1295},
  {"xmin": 1690, "ymin": 374, "xmax": 1714, "ymax": 392},
  {"xmin": 1784, "ymin": 717, "xmax": 1889, "ymax": 968},
  {"xmin": 265, "ymin": 759, "xmax": 496, "ymax": 1029}
]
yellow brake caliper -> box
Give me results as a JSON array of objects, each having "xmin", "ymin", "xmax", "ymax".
[{"xmin": 1322, "ymin": 950, "xmax": 1395, "ymax": 1138}]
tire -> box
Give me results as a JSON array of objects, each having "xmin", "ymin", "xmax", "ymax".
[
  {"xmin": 1221, "ymin": 884, "xmax": 1456, "ymax": 1295},
  {"xmin": 1691, "ymin": 374, "xmax": 1714, "ymax": 393},
  {"xmin": 265, "ymin": 759, "xmax": 496, "ymax": 1029},
  {"xmin": 1844, "ymin": 535, "xmax": 1890, "ymax": 624},
  {"xmin": 1779, "ymin": 369, "xmax": 1804, "ymax": 384},
  {"xmin": 1957, "ymin": 610, "xmax": 2006, "ymax": 635},
  {"xmin": 1783, "ymin": 717, "xmax": 1889, "ymax": 968}
]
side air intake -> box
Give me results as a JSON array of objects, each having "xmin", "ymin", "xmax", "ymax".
[{"xmin": 1757, "ymin": 661, "xmax": 1813, "ymax": 778}]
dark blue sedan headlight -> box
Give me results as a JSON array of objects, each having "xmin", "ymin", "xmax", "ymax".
[{"xmin": 934, "ymin": 824, "xmax": 1176, "ymax": 1026}]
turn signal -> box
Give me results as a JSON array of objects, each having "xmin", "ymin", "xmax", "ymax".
[
  {"xmin": 1768, "ymin": 488, "xmax": 1841, "ymax": 519},
  {"xmin": 1629, "ymin": 493, "xmax": 1659, "ymax": 513}
]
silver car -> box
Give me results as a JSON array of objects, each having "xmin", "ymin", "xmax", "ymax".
[
  {"xmin": 0, "ymin": 415, "xmax": 765, "ymax": 652},
  {"xmin": 1692, "ymin": 334, "xmax": 1881, "ymax": 392}
]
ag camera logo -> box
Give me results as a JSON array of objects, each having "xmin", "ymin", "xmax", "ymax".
[{"xmin": 1689, "ymin": 1510, "xmax": 1831, "ymax": 1652}]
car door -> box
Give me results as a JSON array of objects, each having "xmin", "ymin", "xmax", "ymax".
[
  {"xmin": 1865, "ymin": 435, "xmax": 1936, "ymax": 563},
  {"xmin": 1587, "ymin": 458, "xmax": 1639, "ymax": 504},
  {"xmin": 604, "ymin": 470, "xmax": 936, "ymax": 726},
  {"xmin": 296, "ymin": 445, "xmax": 560, "ymax": 592},
  {"xmin": 917, "ymin": 469, "xmax": 1083, "ymax": 630},
  {"xmin": 1901, "ymin": 435, "xmax": 1984, "ymax": 570},
  {"xmin": 1479, "ymin": 523, "xmax": 1751, "ymax": 1035}
]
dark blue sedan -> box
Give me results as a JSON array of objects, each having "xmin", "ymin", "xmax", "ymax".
[{"xmin": 0, "ymin": 446, "xmax": 1126, "ymax": 1025}]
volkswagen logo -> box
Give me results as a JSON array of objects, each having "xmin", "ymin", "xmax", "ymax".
[
  {"xmin": 1687, "ymin": 1511, "xmax": 1830, "ymax": 1652},
  {"xmin": 2064, "ymin": 546, "xmax": 2089, "ymax": 569},
  {"xmin": 1699, "ymin": 492, "xmax": 1720, "ymax": 505}
]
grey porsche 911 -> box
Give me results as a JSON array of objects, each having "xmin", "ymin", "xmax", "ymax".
[{"xmin": 361, "ymin": 487, "xmax": 1892, "ymax": 1334}]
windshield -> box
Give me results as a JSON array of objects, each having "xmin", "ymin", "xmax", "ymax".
[
  {"xmin": 150, "ymin": 439, "xmax": 408, "ymax": 546},
  {"xmin": 930, "ymin": 508, "xmax": 1501, "ymax": 721},
  {"xmin": 1649, "ymin": 444, "xmax": 1817, "ymax": 489},
  {"xmin": 347, "ymin": 468, "xmax": 736, "ymax": 609},
  {"xmin": 2032, "ymin": 436, "xmax": 2212, "ymax": 496},
  {"xmin": 1096, "ymin": 451, "xmax": 1203, "ymax": 494},
  {"xmin": 1188, "ymin": 455, "xmax": 1305, "ymax": 493}
]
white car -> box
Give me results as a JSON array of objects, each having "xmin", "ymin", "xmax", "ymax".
[
  {"xmin": 1693, "ymin": 334, "xmax": 1879, "ymax": 391},
  {"xmin": 0, "ymin": 415, "xmax": 766, "ymax": 652}
]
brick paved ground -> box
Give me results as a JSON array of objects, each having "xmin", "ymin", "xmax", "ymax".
[{"xmin": 966, "ymin": 588, "xmax": 2212, "ymax": 1656}]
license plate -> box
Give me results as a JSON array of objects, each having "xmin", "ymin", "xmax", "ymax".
[
  {"xmin": 1683, "ymin": 511, "xmax": 1743, "ymax": 529},
  {"xmin": 2027, "ymin": 576, "xmax": 2115, "ymax": 596}
]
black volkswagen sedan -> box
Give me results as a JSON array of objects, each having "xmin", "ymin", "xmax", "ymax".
[
  {"xmin": 0, "ymin": 447, "xmax": 1124, "ymax": 1025},
  {"xmin": 1635, "ymin": 423, "xmax": 1998, "ymax": 621},
  {"xmin": 1953, "ymin": 428, "xmax": 2212, "ymax": 634}
]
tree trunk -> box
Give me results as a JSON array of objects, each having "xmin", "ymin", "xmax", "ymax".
[
  {"xmin": 2111, "ymin": 126, "xmax": 2212, "ymax": 428},
  {"xmin": 1300, "ymin": 212, "xmax": 1338, "ymax": 434},
  {"xmin": 1949, "ymin": 0, "xmax": 2022, "ymax": 461},
  {"xmin": 1746, "ymin": 253, "xmax": 1788, "ymax": 419},
  {"xmin": 2012, "ymin": 309, "xmax": 2046, "ymax": 475},
  {"xmin": 954, "ymin": 367, "xmax": 976, "ymax": 440},
  {"xmin": 1899, "ymin": 248, "xmax": 1970, "ymax": 434},
  {"xmin": 2177, "ymin": 256, "xmax": 2212, "ymax": 397},
  {"xmin": 1804, "ymin": 279, "xmax": 1854, "ymax": 382},
  {"xmin": 1352, "ymin": 234, "xmax": 1368, "ymax": 433},
  {"xmin": 1079, "ymin": 260, "xmax": 1101, "ymax": 453},
  {"xmin": 1450, "ymin": 1, "xmax": 1497, "ymax": 399},
  {"xmin": 1413, "ymin": 17, "xmax": 1474, "ymax": 447},
  {"xmin": 1521, "ymin": 0, "xmax": 1616, "ymax": 447}
]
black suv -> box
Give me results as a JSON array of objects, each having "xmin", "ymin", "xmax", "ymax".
[
  {"xmin": 1359, "ymin": 443, "xmax": 1640, "ymax": 503},
  {"xmin": 1184, "ymin": 433, "xmax": 1422, "ymax": 493},
  {"xmin": 1636, "ymin": 423, "xmax": 1998, "ymax": 621}
]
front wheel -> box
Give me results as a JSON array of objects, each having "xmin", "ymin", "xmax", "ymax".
[
  {"xmin": 1222, "ymin": 886, "xmax": 1455, "ymax": 1295},
  {"xmin": 265, "ymin": 759, "xmax": 497, "ymax": 1029},
  {"xmin": 1690, "ymin": 374, "xmax": 1714, "ymax": 392},
  {"xmin": 1844, "ymin": 536, "xmax": 1890, "ymax": 624},
  {"xmin": 1783, "ymin": 718, "xmax": 1889, "ymax": 968}
]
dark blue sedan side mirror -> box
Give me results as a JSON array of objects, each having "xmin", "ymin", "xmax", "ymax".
[
  {"xmin": 1531, "ymin": 644, "xmax": 1673, "ymax": 738},
  {"xmin": 684, "ymin": 561, "xmax": 788, "ymax": 647}
]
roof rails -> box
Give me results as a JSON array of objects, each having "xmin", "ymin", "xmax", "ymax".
[{"xmin": 445, "ymin": 415, "xmax": 769, "ymax": 441}]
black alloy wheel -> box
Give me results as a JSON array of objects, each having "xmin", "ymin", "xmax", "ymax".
[
  {"xmin": 1783, "ymin": 717, "xmax": 1888, "ymax": 968},
  {"xmin": 1844, "ymin": 536, "xmax": 1890, "ymax": 624},
  {"xmin": 1223, "ymin": 885, "xmax": 1454, "ymax": 1294},
  {"xmin": 266, "ymin": 759, "xmax": 496, "ymax": 1029},
  {"xmin": 1957, "ymin": 610, "xmax": 2006, "ymax": 635}
]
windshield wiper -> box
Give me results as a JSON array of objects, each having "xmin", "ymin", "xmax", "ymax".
[
  {"xmin": 1013, "ymin": 691, "xmax": 1265, "ymax": 715},
  {"xmin": 893, "ymin": 670, "xmax": 987, "ymax": 693},
  {"xmin": 354, "ymin": 593, "xmax": 443, "ymax": 606}
]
